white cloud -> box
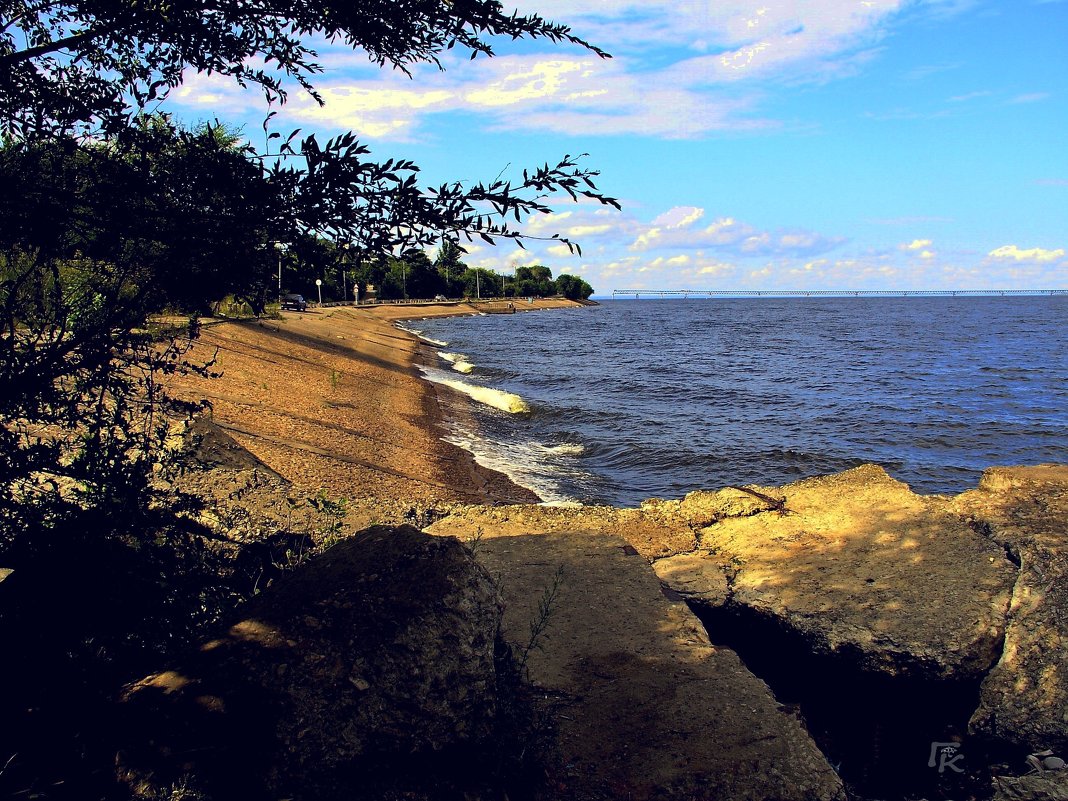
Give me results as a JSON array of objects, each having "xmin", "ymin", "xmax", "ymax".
[
  {"xmin": 948, "ymin": 90, "xmax": 991, "ymax": 102},
  {"xmin": 905, "ymin": 62, "xmax": 963, "ymax": 81},
  {"xmin": 167, "ymin": 1, "xmax": 939, "ymax": 140},
  {"xmin": 628, "ymin": 211, "xmax": 844, "ymax": 258},
  {"xmin": 902, "ymin": 238, "xmax": 933, "ymax": 250},
  {"xmin": 652, "ymin": 206, "xmax": 705, "ymax": 229},
  {"xmin": 517, "ymin": 0, "xmax": 907, "ymax": 80},
  {"xmin": 1008, "ymin": 92, "xmax": 1051, "ymax": 104},
  {"xmin": 546, "ymin": 243, "xmax": 577, "ymax": 257},
  {"xmin": 900, "ymin": 239, "xmax": 938, "ymax": 260},
  {"xmin": 263, "ymin": 52, "xmax": 775, "ymax": 139},
  {"xmin": 286, "ymin": 82, "xmax": 453, "ymax": 138},
  {"xmin": 463, "ymin": 59, "xmax": 602, "ymax": 107},
  {"xmin": 987, "ymin": 245, "xmax": 1066, "ymax": 263}
]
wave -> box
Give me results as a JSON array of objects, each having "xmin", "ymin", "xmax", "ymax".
[
  {"xmin": 441, "ymin": 430, "xmax": 589, "ymax": 505},
  {"xmin": 419, "ymin": 367, "xmax": 529, "ymax": 413},
  {"xmin": 537, "ymin": 443, "xmax": 585, "ymax": 457},
  {"xmin": 395, "ymin": 323, "xmax": 448, "ymax": 347},
  {"xmin": 438, "ymin": 352, "xmax": 475, "ymax": 374}
]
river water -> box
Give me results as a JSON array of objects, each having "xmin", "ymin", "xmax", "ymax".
[{"xmin": 407, "ymin": 297, "xmax": 1068, "ymax": 506}]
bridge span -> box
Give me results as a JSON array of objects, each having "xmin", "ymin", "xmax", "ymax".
[{"xmin": 612, "ymin": 289, "xmax": 1068, "ymax": 298}]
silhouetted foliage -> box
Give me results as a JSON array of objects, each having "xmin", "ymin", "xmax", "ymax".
[
  {"xmin": 0, "ymin": 119, "xmax": 284, "ymax": 313},
  {"xmin": 436, "ymin": 239, "xmax": 467, "ymax": 297},
  {"xmin": 555, "ymin": 273, "xmax": 594, "ymax": 300},
  {"xmin": 513, "ymin": 264, "xmax": 555, "ymax": 297},
  {"xmin": 0, "ymin": 0, "xmax": 606, "ymax": 138}
]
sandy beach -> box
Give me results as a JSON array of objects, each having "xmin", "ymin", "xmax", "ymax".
[{"xmin": 168, "ymin": 299, "xmax": 588, "ymax": 525}]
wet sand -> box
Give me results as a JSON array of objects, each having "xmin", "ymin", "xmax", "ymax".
[{"xmin": 168, "ymin": 299, "xmax": 587, "ymax": 522}]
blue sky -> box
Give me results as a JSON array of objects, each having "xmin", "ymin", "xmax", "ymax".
[{"xmin": 169, "ymin": 0, "xmax": 1067, "ymax": 293}]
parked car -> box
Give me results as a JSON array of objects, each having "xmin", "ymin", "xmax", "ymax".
[
  {"xmin": 433, "ymin": 294, "xmax": 447, "ymax": 302},
  {"xmin": 280, "ymin": 293, "xmax": 307, "ymax": 311}
]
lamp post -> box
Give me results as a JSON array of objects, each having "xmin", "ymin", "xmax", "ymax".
[
  {"xmin": 274, "ymin": 242, "xmax": 287, "ymax": 299},
  {"xmin": 342, "ymin": 242, "xmax": 356, "ymax": 304},
  {"xmin": 315, "ymin": 278, "xmax": 322, "ymax": 306}
]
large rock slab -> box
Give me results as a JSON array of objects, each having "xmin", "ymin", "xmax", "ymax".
[
  {"xmin": 694, "ymin": 465, "xmax": 1018, "ymax": 679},
  {"xmin": 989, "ymin": 769, "xmax": 1068, "ymax": 801},
  {"xmin": 432, "ymin": 502, "xmax": 697, "ymax": 559},
  {"xmin": 118, "ymin": 525, "xmax": 502, "ymax": 800},
  {"xmin": 428, "ymin": 520, "xmax": 846, "ymax": 801},
  {"xmin": 952, "ymin": 465, "xmax": 1068, "ymax": 752},
  {"xmin": 652, "ymin": 551, "xmax": 731, "ymax": 606}
]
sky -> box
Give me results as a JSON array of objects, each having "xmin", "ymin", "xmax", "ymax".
[{"xmin": 167, "ymin": 0, "xmax": 1068, "ymax": 294}]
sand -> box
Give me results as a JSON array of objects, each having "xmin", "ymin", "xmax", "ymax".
[{"xmin": 167, "ymin": 299, "xmax": 586, "ymax": 524}]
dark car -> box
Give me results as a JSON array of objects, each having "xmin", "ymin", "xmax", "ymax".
[{"xmin": 280, "ymin": 293, "xmax": 307, "ymax": 311}]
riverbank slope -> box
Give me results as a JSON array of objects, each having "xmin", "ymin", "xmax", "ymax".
[{"xmin": 168, "ymin": 300, "xmax": 585, "ymax": 524}]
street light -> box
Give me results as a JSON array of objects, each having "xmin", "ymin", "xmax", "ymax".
[
  {"xmin": 274, "ymin": 242, "xmax": 288, "ymax": 299},
  {"xmin": 315, "ymin": 278, "xmax": 323, "ymax": 306},
  {"xmin": 341, "ymin": 242, "xmax": 358, "ymax": 304}
]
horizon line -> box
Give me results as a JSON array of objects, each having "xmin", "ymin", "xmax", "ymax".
[{"xmin": 608, "ymin": 289, "xmax": 1068, "ymax": 298}]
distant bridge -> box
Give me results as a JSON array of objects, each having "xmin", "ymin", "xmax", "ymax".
[{"xmin": 612, "ymin": 289, "xmax": 1068, "ymax": 298}]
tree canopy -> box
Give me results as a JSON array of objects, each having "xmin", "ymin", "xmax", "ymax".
[{"xmin": 0, "ymin": 0, "xmax": 606, "ymax": 138}]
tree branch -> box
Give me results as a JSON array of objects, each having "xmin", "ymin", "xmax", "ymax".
[{"xmin": 0, "ymin": 23, "xmax": 118, "ymax": 68}]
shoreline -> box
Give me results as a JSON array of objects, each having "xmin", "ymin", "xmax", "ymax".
[
  {"xmin": 127, "ymin": 300, "xmax": 1068, "ymax": 800},
  {"xmin": 167, "ymin": 299, "xmax": 588, "ymax": 521},
  {"xmin": 379, "ymin": 297, "xmax": 592, "ymax": 505}
]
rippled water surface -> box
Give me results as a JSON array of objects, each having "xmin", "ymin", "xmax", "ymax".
[{"xmin": 411, "ymin": 298, "xmax": 1068, "ymax": 506}]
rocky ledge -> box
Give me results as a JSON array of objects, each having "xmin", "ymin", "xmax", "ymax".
[
  {"xmin": 101, "ymin": 459, "xmax": 1068, "ymax": 800},
  {"xmin": 434, "ymin": 463, "xmax": 1068, "ymax": 799}
]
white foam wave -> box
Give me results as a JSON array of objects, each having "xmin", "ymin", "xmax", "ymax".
[
  {"xmin": 419, "ymin": 367, "xmax": 528, "ymax": 413},
  {"xmin": 444, "ymin": 380, "xmax": 527, "ymax": 413},
  {"xmin": 395, "ymin": 323, "xmax": 448, "ymax": 347},
  {"xmin": 538, "ymin": 443, "xmax": 586, "ymax": 457},
  {"xmin": 442, "ymin": 432, "xmax": 580, "ymax": 505},
  {"xmin": 418, "ymin": 366, "xmax": 592, "ymax": 503},
  {"xmin": 438, "ymin": 352, "xmax": 475, "ymax": 373}
]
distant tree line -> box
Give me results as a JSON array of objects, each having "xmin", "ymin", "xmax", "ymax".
[
  {"xmin": 0, "ymin": 121, "xmax": 598, "ymax": 316},
  {"xmin": 313, "ymin": 246, "xmax": 595, "ymax": 303}
]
